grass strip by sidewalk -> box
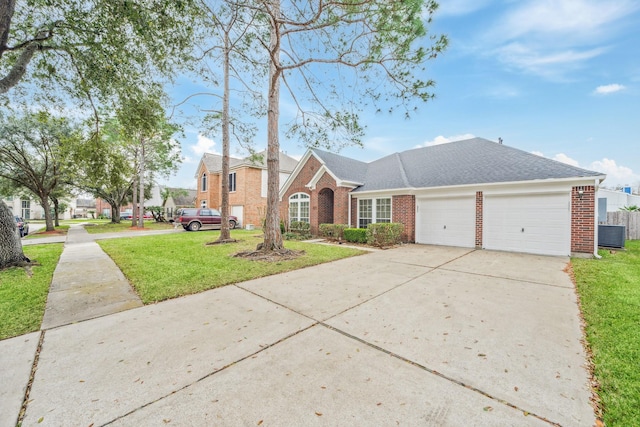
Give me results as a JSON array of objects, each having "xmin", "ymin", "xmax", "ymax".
[
  {"xmin": 85, "ymin": 220, "xmax": 174, "ymax": 234},
  {"xmin": 24, "ymin": 225, "xmax": 69, "ymax": 239},
  {"xmin": 98, "ymin": 230, "xmax": 365, "ymax": 304},
  {"xmin": 572, "ymin": 240, "xmax": 640, "ymax": 426},
  {"xmin": 0, "ymin": 244, "xmax": 64, "ymax": 340}
]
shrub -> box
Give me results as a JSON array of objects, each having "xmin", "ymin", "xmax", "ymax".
[
  {"xmin": 319, "ymin": 223, "xmax": 348, "ymax": 240},
  {"xmin": 343, "ymin": 228, "xmax": 367, "ymax": 243},
  {"xmin": 289, "ymin": 221, "xmax": 311, "ymax": 239},
  {"xmin": 366, "ymin": 223, "xmax": 404, "ymax": 247}
]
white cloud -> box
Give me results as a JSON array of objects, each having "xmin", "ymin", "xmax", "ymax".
[
  {"xmin": 482, "ymin": 0, "xmax": 638, "ymax": 78},
  {"xmin": 191, "ymin": 134, "xmax": 218, "ymax": 156},
  {"xmin": 593, "ymin": 83, "xmax": 626, "ymax": 94},
  {"xmin": 417, "ymin": 133, "xmax": 476, "ymax": 147},
  {"xmin": 590, "ymin": 158, "xmax": 639, "ymax": 185},
  {"xmin": 552, "ymin": 153, "xmax": 580, "ymax": 167},
  {"xmin": 499, "ymin": 0, "xmax": 634, "ymax": 41},
  {"xmin": 535, "ymin": 151, "xmax": 639, "ymax": 186},
  {"xmin": 494, "ymin": 42, "xmax": 606, "ymax": 78}
]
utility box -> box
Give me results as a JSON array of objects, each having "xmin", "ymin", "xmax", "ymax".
[{"xmin": 598, "ymin": 225, "xmax": 626, "ymax": 248}]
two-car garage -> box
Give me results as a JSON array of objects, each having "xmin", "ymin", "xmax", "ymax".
[{"xmin": 415, "ymin": 192, "xmax": 572, "ymax": 256}]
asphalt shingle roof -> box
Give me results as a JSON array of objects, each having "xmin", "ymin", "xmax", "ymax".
[
  {"xmin": 201, "ymin": 151, "xmax": 298, "ymax": 173},
  {"xmin": 311, "ymin": 148, "xmax": 369, "ymax": 184},
  {"xmin": 313, "ymin": 138, "xmax": 604, "ymax": 192}
]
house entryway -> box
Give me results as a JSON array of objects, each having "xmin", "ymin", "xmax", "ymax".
[{"xmin": 318, "ymin": 188, "xmax": 334, "ymax": 225}]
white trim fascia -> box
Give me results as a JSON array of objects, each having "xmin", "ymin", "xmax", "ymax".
[
  {"xmin": 594, "ymin": 177, "xmax": 601, "ymax": 256},
  {"xmin": 305, "ymin": 164, "xmax": 364, "ymax": 190},
  {"xmin": 348, "ymin": 192, "xmax": 352, "ymax": 227},
  {"xmin": 352, "ymin": 176, "xmax": 607, "ymax": 199},
  {"xmin": 279, "ymin": 149, "xmax": 315, "ymax": 199},
  {"xmin": 194, "ymin": 158, "xmax": 208, "ymax": 179},
  {"xmin": 306, "ymin": 164, "xmax": 337, "ymax": 190}
]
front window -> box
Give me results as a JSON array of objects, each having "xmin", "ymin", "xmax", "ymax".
[
  {"xmin": 201, "ymin": 173, "xmax": 207, "ymax": 191},
  {"xmin": 358, "ymin": 198, "xmax": 391, "ymax": 228},
  {"xmin": 229, "ymin": 172, "xmax": 237, "ymax": 192},
  {"xmin": 376, "ymin": 198, "xmax": 391, "ymax": 223},
  {"xmin": 289, "ymin": 193, "xmax": 310, "ymax": 223},
  {"xmin": 358, "ymin": 199, "xmax": 372, "ymax": 228},
  {"xmin": 21, "ymin": 200, "xmax": 31, "ymax": 219}
]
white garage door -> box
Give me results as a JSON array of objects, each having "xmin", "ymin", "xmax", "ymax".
[
  {"xmin": 484, "ymin": 193, "xmax": 570, "ymax": 256},
  {"xmin": 416, "ymin": 197, "xmax": 476, "ymax": 248}
]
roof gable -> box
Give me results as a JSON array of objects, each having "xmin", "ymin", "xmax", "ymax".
[
  {"xmin": 197, "ymin": 150, "xmax": 299, "ymax": 175},
  {"xmin": 310, "ymin": 148, "xmax": 368, "ymax": 185}
]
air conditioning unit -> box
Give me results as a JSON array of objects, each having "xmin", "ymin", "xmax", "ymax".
[{"xmin": 598, "ymin": 225, "xmax": 626, "ymax": 248}]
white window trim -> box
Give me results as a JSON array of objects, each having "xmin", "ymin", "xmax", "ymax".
[
  {"xmin": 229, "ymin": 172, "xmax": 237, "ymax": 193},
  {"xmin": 358, "ymin": 197, "xmax": 392, "ymax": 228},
  {"xmin": 289, "ymin": 192, "xmax": 310, "ymax": 223}
]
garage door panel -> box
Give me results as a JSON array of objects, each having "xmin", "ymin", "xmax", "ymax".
[
  {"xmin": 417, "ymin": 197, "xmax": 475, "ymax": 248},
  {"xmin": 484, "ymin": 194, "xmax": 570, "ymax": 256}
]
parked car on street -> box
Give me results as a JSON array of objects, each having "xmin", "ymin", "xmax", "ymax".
[
  {"xmin": 177, "ymin": 208, "xmax": 237, "ymax": 231},
  {"xmin": 14, "ymin": 216, "xmax": 29, "ymax": 237},
  {"xmin": 120, "ymin": 211, "xmax": 153, "ymax": 220}
]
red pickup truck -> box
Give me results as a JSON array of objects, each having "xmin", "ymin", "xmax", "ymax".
[{"xmin": 177, "ymin": 208, "xmax": 238, "ymax": 232}]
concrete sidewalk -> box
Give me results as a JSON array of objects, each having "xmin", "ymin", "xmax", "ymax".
[
  {"xmin": 2, "ymin": 244, "xmax": 594, "ymax": 427},
  {"xmin": 2, "ymin": 224, "xmax": 180, "ymax": 426},
  {"xmin": 40, "ymin": 225, "xmax": 143, "ymax": 329}
]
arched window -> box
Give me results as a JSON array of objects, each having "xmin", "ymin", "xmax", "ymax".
[
  {"xmin": 289, "ymin": 193, "xmax": 310, "ymax": 223},
  {"xmin": 201, "ymin": 173, "xmax": 207, "ymax": 192}
]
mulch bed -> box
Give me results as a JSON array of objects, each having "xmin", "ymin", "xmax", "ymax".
[{"xmin": 233, "ymin": 248, "xmax": 305, "ymax": 262}]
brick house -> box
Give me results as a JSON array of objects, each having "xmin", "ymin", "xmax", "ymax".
[
  {"xmin": 280, "ymin": 138, "xmax": 606, "ymax": 257},
  {"xmin": 195, "ymin": 151, "xmax": 299, "ymax": 228}
]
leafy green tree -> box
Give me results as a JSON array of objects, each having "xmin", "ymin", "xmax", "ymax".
[
  {"xmin": 116, "ymin": 93, "xmax": 182, "ymax": 228},
  {"xmin": 255, "ymin": 0, "xmax": 447, "ymax": 251},
  {"xmin": 69, "ymin": 119, "xmax": 136, "ymax": 224},
  {"xmin": 0, "ymin": 111, "xmax": 79, "ymax": 231},
  {"xmin": 186, "ymin": 0, "xmax": 265, "ymax": 243},
  {"xmin": 0, "ymin": 0, "xmax": 200, "ymax": 268}
]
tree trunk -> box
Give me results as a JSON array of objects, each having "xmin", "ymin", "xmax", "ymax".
[
  {"xmin": 218, "ymin": 29, "xmax": 231, "ymax": 242},
  {"xmin": 131, "ymin": 176, "xmax": 138, "ymax": 227},
  {"xmin": 40, "ymin": 193, "xmax": 54, "ymax": 231},
  {"xmin": 52, "ymin": 197, "xmax": 60, "ymax": 227},
  {"xmin": 261, "ymin": 0, "xmax": 284, "ymax": 251},
  {"xmin": 111, "ymin": 202, "xmax": 121, "ymax": 224},
  {"xmin": 138, "ymin": 142, "xmax": 145, "ymax": 228},
  {"xmin": 0, "ymin": 199, "xmax": 30, "ymax": 269}
]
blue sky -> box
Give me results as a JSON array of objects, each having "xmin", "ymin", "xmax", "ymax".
[{"xmin": 165, "ymin": 0, "xmax": 640, "ymax": 190}]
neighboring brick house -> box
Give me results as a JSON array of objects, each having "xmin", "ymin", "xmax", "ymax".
[
  {"xmin": 195, "ymin": 151, "xmax": 299, "ymax": 228},
  {"xmin": 280, "ymin": 138, "xmax": 606, "ymax": 257}
]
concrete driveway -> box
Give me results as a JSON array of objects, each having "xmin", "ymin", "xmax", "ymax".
[{"xmin": 9, "ymin": 245, "xmax": 593, "ymax": 426}]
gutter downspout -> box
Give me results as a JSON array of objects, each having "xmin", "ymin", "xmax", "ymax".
[
  {"xmin": 348, "ymin": 192, "xmax": 352, "ymax": 228},
  {"xmin": 594, "ymin": 178, "xmax": 602, "ymax": 259}
]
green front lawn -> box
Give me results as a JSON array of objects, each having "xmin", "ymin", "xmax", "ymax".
[
  {"xmin": 25, "ymin": 224, "xmax": 69, "ymax": 239},
  {"xmin": 0, "ymin": 244, "xmax": 64, "ymax": 340},
  {"xmin": 98, "ymin": 230, "xmax": 365, "ymax": 304},
  {"xmin": 84, "ymin": 220, "xmax": 174, "ymax": 234},
  {"xmin": 572, "ymin": 240, "xmax": 640, "ymax": 426}
]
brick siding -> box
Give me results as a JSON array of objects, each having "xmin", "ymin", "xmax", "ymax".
[
  {"xmin": 475, "ymin": 191, "xmax": 483, "ymax": 248},
  {"xmin": 392, "ymin": 195, "xmax": 416, "ymax": 242},
  {"xmin": 571, "ymin": 185, "xmax": 596, "ymax": 253}
]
